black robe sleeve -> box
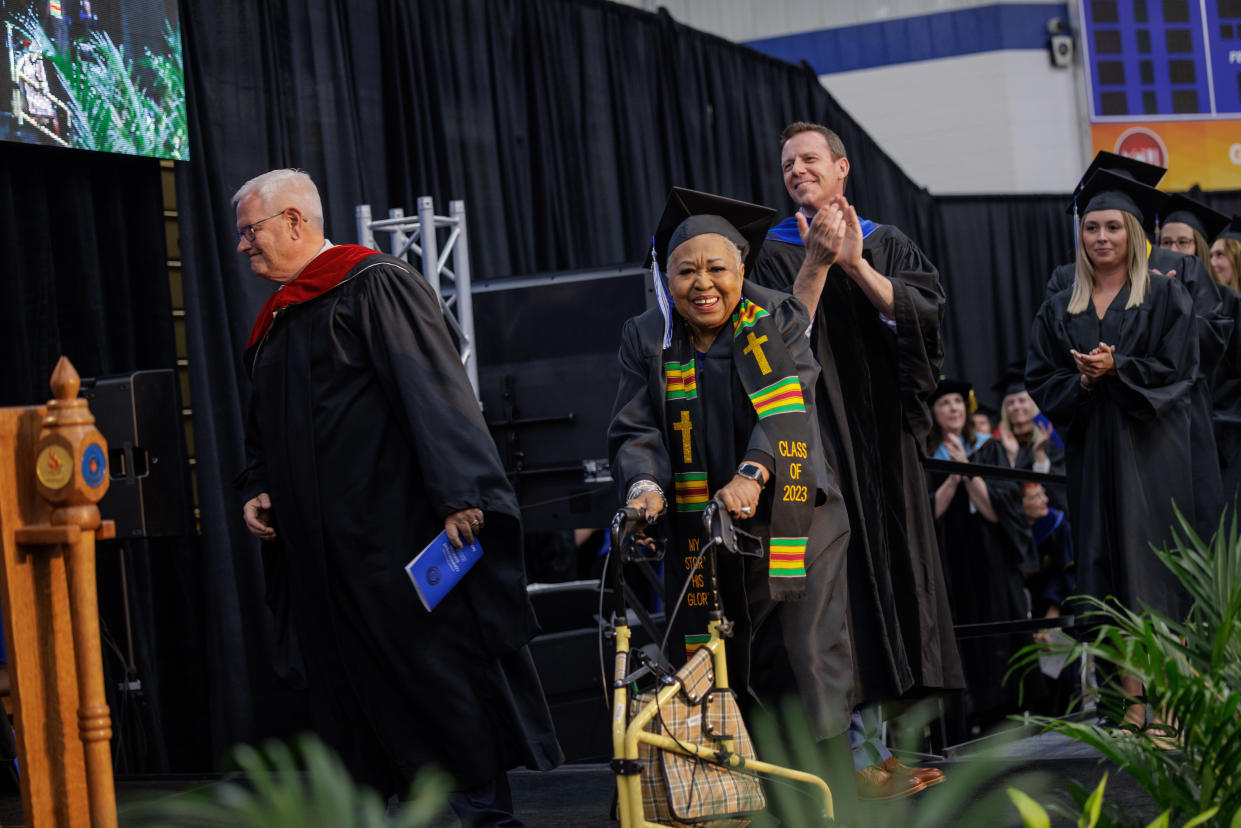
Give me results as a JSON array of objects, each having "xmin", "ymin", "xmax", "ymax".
[
  {"xmin": 874, "ymin": 227, "xmax": 947, "ymax": 434},
  {"xmin": 350, "ymin": 261, "xmax": 536, "ymax": 651},
  {"xmin": 352, "ymin": 262, "xmax": 520, "ymax": 520},
  {"xmin": 607, "ymin": 311, "xmax": 670, "ymax": 502}
]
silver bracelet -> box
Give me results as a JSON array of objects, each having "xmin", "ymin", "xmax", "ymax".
[{"xmin": 626, "ymin": 480, "xmax": 667, "ymax": 512}]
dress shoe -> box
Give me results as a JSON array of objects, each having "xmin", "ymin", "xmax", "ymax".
[
  {"xmin": 880, "ymin": 755, "xmax": 946, "ymax": 788},
  {"xmin": 856, "ymin": 764, "xmax": 926, "ymax": 801}
]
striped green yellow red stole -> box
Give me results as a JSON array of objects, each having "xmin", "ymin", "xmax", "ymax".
[{"xmin": 662, "ymin": 295, "xmax": 815, "ymax": 657}]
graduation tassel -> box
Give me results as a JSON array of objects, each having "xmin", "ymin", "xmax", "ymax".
[
  {"xmin": 651, "ymin": 237, "xmax": 674, "ymax": 349},
  {"xmin": 1073, "ymin": 193, "xmax": 1080, "ymax": 253}
]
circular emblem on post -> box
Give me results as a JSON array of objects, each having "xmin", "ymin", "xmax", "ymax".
[
  {"xmin": 36, "ymin": 444, "xmax": 73, "ymax": 490},
  {"xmin": 426, "ymin": 566, "xmax": 441, "ymax": 586},
  {"xmin": 82, "ymin": 443, "xmax": 106, "ymax": 488}
]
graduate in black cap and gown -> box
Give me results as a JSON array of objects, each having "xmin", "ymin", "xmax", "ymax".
[
  {"xmin": 988, "ymin": 365, "xmax": 1068, "ymax": 511},
  {"xmin": 1157, "ymin": 196, "xmax": 1241, "ymax": 517},
  {"xmin": 1211, "ymin": 219, "xmax": 1241, "ymax": 505},
  {"xmin": 1045, "ymin": 153, "xmax": 1228, "ymax": 541},
  {"xmin": 1026, "ymin": 168, "xmax": 1198, "ymax": 629},
  {"xmin": 608, "ymin": 187, "xmax": 859, "ymax": 795}
]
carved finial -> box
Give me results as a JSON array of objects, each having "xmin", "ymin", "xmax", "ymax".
[{"xmin": 50, "ymin": 357, "xmax": 81, "ymax": 402}]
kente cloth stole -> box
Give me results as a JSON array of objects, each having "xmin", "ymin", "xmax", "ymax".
[{"xmin": 663, "ymin": 298, "xmax": 815, "ymax": 634}]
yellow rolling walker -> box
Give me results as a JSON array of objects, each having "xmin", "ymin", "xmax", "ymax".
[{"xmin": 606, "ymin": 500, "xmax": 835, "ymax": 826}]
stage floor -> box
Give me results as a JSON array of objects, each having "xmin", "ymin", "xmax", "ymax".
[{"xmin": 0, "ymin": 732, "xmax": 1158, "ymax": 827}]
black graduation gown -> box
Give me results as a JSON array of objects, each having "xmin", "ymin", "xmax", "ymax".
[
  {"xmin": 1026, "ymin": 274, "xmax": 1197, "ymax": 620},
  {"xmin": 928, "ymin": 438, "xmax": 1030, "ymax": 721},
  {"xmin": 608, "ymin": 283, "xmax": 855, "ymax": 739},
  {"xmin": 752, "ymin": 224, "xmax": 965, "ymax": 702},
  {"xmin": 235, "ymin": 252, "xmax": 562, "ymax": 791},
  {"xmin": 1046, "ymin": 249, "xmax": 1229, "ymax": 538},
  {"xmin": 1212, "ymin": 286, "xmax": 1241, "ymax": 510}
]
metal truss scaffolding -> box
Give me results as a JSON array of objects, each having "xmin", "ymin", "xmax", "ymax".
[{"xmin": 355, "ymin": 197, "xmax": 479, "ymax": 397}]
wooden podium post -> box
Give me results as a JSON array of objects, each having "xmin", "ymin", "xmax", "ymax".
[{"xmin": 0, "ymin": 357, "xmax": 117, "ymax": 827}]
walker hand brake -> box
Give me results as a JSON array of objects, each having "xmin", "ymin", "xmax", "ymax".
[{"xmin": 702, "ymin": 499, "xmax": 764, "ymax": 558}]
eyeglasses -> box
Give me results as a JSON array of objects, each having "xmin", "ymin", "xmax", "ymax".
[
  {"xmin": 1160, "ymin": 237, "xmax": 1196, "ymax": 253},
  {"xmin": 238, "ymin": 210, "xmax": 287, "ymax": 242}
]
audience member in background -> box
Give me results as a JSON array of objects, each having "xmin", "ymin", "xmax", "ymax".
[
  {"xmin": 926, "ymin": 377, "xmax": 1032, "ymax": 737},
  {"xmin": 1158, "ymin": 197, "xmax": 1240, "ymax": 520},
  {"xmin": 989, "ymin": 366, "xmax": 1067, "ymax": 512},
  {"xmin": 1209, "ymin": 221, "xmax": 1241, "ymax": 293},
  {"xmin": 1158, "ymin": 192, "xmax": 1221, "ymax": 263},
  {"xmin": 1021, "ymin": 482, "xmax": 1078, "ymax": 716},
  {"xmin": 1021, "ymin": 483, "xmax": 1075, "ymax": 632},
  {"xmin": 1046, "ymin": 156, "xmax": 1227, "ymax": 544},
  {"xmin": 994, "ymin": 369, "xmax": 1062, "ymax": 475},
  {"xmin": 1210, "ymin": 219, "xmax": 1241, "ymax": 507},
  {"xmin": 971, "ymin": 402, "xmax": 996, "ymax": 437},
  {"xmin": 1027, "ymin": 166, "xmax": 1198, "ymax": 730}
]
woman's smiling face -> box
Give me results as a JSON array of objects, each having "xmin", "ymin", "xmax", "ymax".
[{"xmin": 667, "ymin": 233, "xmax": 744, "ymax": 344}]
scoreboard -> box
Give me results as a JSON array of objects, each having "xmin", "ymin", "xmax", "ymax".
[{"xmin": 1080, "ymin": 0, "xmax": 1241, "ymax": 119}]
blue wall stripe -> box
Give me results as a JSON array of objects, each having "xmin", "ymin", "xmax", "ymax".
[{"xmin": 744, "ymin": 3, "xmax": 1069, "ymax": 75}]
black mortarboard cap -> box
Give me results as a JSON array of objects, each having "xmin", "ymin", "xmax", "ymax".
[
  {"xmin": 992, "ymin": 362, "xmax": 1026, "ymax": 398},
  {"xmin": 1158, "ymin": 192, "xmax": 1229, "ymax": 241},
  {"xmin": 928, "ymin": 376, "xmax": 975, "ymax": 408},
  {"xmin": 1073, "ymin": 150, "xmax": 1165, "ymax": 193},
  {"xmin": 653, "ymin": 187, "xmax": 776, "ymax": 273},
  {"xmin": 1069, "ymin": 168, "xmax": 1164, "ymax": 231},
  {"xmin": 1218, "ymin": 216, "xmax": 1241, "ymax": 244}
]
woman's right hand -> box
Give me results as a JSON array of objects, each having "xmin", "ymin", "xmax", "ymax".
[{"xmin": 627, "ymin": 490, "xmax": 665, "ymax": 523}]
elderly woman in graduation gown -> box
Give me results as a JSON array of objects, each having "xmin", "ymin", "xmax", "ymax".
[
  {"xmin": 1026, "ymin": 169, "xmax": 1198, "ymax": 633},
  {"xmin": 608, "ymin": 188, "xmax": 854, "ymax": 748}
]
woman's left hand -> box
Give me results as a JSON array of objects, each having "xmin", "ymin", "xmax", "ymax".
[{"xmin": 716, "ymin": 474, "xmax": 764, "ymax": 520}]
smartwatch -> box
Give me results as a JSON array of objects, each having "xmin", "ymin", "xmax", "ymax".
[{"xmin": 736, "ymin": 462, "xmax": 766, "ymax": 485}]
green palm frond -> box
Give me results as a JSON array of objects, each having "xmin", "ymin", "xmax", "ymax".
[
  {"xmin": 1010, "ymin": 505, "xmax": 1241, "ymax": 827},
  {"xmin": 121, "ymin": 733, "xmax": 453, "ymax": 827}
]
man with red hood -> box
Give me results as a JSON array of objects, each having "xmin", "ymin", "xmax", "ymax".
[{"xmin": 232, "ymin": 169, "xmax": 561, "ymax": 825}]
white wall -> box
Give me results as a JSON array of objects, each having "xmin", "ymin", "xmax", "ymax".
[
  {"xmin": 823, "ymin": 50, "xmax": 1087, "ymax": 194},
  {"xmin": 621, "ymin": 0, "xmax": 1025, "ymax": 42}
]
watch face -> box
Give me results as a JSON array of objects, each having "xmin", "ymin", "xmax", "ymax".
[{"xmin": 738, "ymin": 463, "xmax": 761, "ymax": 479}]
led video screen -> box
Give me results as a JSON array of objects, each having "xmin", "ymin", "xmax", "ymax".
[{"xmin": 2, "ymin": 0, "xmax": 185, "ymax": 160}]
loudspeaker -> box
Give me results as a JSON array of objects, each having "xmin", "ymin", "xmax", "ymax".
[{"xmin": 80, "ymin": 370, "xmax": 191, "ymax": 538}]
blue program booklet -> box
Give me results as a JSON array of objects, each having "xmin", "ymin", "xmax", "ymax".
[{"xmin": 405, "ymin": 530, "xmax": 484, "ymax": 611}]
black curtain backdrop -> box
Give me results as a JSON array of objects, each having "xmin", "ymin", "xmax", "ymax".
[
  {"xmin": 8, "ymin": 0, "xmax": 1241, "ymax": 772},
  {"xmin": 0, "ymin": 141, "xmax": 208, "ymax": 772}
]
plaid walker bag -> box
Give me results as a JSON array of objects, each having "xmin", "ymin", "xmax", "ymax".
[{"xmin": 630, "ymin": 648, "xmax": 766, "ymax": 826}]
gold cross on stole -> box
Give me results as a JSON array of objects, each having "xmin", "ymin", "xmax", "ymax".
[
  {"xmin": 743, "ymin": 332, "xmax": 772, "ymax": 375},
  {"xmin": 673, "ymin": 410, "xmax": 693, "ymax": 463}
]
